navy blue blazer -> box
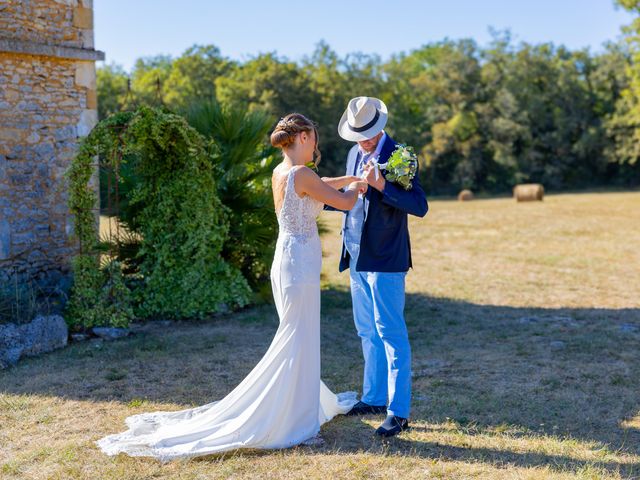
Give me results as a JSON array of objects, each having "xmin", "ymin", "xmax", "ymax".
[{"xmin": 326, "ymin": 134, "xmax": 428, "ymax": 273}]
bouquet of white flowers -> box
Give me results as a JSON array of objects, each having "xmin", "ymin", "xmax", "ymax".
[{"xmin": 376, "ymin": 144, "xmax": 418, "ymax": 190}]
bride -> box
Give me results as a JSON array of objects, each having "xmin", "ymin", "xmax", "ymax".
[{"xmin": 96, "ymin": 113, "xmax": 368, "ymax": 460}]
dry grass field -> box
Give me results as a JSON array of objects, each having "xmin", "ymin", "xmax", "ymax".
[{"xmin": 1, "ymin": 191, "xmax": 639, "ymax": 479}]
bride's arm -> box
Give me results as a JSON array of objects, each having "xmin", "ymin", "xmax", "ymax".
[
  {"xmin": 321, "ymin": 175, "xmax": 361, "ymax": 190},
  {"xmin": 296, "ymin": 167, "xmax": 366, "ymax": 211},
  {"xmin": 321, "ymin": 176, "xmax": 360, "ymax": 212}
]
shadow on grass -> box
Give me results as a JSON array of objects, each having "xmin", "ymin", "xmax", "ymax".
[
  {"xmin": 1, "ymin": 287, "xmax": 639, "ymax": 475},
  {"xmin": 320, "ymin": 287, "xmax": 640, "ymax": 472},
  {"xmin": 184, "ymin": 417, "xmax": 636, "ymax": 476}
]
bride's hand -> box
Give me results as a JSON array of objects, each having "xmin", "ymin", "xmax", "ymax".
[{"xmin": 348, "ymin": 180, "xmax": 368, "ymax": 195}]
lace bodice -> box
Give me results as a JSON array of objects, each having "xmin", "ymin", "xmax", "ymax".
[{"xmin": 275, "ymin": 166, "xmax": 324, "ymax": 241}]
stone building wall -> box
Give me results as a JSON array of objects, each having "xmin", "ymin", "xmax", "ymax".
[
  {"xmin": 0, "ymin": 0, "xmax": 95, "ymax": 49},
  {"xmin": 0, "ymin": 0, "xmax": 104, "ymax": 289}
]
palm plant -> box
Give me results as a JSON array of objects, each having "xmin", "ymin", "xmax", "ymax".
[{"xmin": 185, "ymin": 100, "xmax": 278, "ymax": 297}]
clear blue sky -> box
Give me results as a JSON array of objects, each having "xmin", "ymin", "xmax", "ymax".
[{"xmin": 95, "ymin": 0, "xmax": 633, "ymax": 72}]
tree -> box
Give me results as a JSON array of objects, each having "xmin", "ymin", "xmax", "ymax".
[
  {"xmin": 163, "ymin": 45, "xmax": 233, "ymax": 110},
  {"xmin": 130, "ymin": 55, "xmax": 172, "ymax": 106},
  {"xmin": 94, "ymin": 34, "xmax": 635, "ymax": 193},
  {"xmin": 96, "ymin": 63, "xmax": 128, "ymax": 120},
  {"xmin": 606, "ymin": 1, "xmax": 640, "ymax": 182}
]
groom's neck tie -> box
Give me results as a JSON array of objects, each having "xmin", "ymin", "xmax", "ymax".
[{"xmin": 355, "ymin": 151, "xmax": 372, "ymax": 177}]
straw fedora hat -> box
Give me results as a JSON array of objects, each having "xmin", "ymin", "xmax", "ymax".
[{"xmin": 338, "ymin": 96, "xmax": 388, "ymax": 142}]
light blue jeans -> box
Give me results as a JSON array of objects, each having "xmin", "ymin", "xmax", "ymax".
[{"xmin": 349, "ymin": 256, "xmax": 411, "ymax": 419}]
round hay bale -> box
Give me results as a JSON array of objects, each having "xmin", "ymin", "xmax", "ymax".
[
  {"xmin": 458, "ymin": 189, "xmax": 474, "ymax": 201},
  {"xmin": 513, "ymin": 183, "xmax": 544, "ymax": 202}
]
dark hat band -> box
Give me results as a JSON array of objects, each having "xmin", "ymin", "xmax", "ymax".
[{"xmin": 348, "ymin": 109, "xmax": 380, "ymax": 133}]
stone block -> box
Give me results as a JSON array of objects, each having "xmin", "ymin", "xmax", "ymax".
[
  {"xmin": 0, "ymin": 315, "xmax": 68, "ymax": 368},
  {"xmin": 73, "ymin": 6, "xmax": 93, "ymax": 29},
  {"xmin": 0, "ymin": 219, "xmax": 10, "ymax": 259},
  {"xmin": 54, "ymin": 125, "xmax": 77, "ymax": 141},
  {"xmin": 34, "ymin": 142, "xmax": 55, "ymax": 159},
  {"xmin": 86, "ymin": 88, "xmax": 97, "ymax": 109},
  {"xmin": 81, "ymin": 29, "xmax": 95, "ymax": 49},
  {"xmin": 9, "ymin": 173, "xmax": 30, "ymax": 186},
  {"xmin": 12, "ymin": 231, "xmax": 35, "ymax": 245},
  {"xmin": 26, "ymin": 131, "xmax": 40, "ymax": 144},
  {"xmin": 0, "ymin": 323, "xmax": 23, "ymax": 368},
  {"xmin": 92, "ymin": 327, "xmax": 130, "ymax": 340},
  {"xmin": 0, "ymin": 128, "xmax": 25, "ymax": 142},
  {"xmin": 19, "ymin": 315, "xmax": 68, "ymax": 356},
  {"xmin": 75, "ymin": 62, "xmax": 96, "ymax": 89},
  {"xmin": 77, "ymin": 109, "xmax": 97, "ymax": 137},
  {"xmin": 4, "ymin": 89, "xmax": 19, "ymax": 102}
]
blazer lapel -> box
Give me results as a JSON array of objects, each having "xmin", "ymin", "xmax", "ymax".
[{"xmin": 378, "ymin": 134, "xmax": 397, "ymax": 164}]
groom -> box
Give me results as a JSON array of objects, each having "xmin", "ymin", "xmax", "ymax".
[{"xmin": 334, "ymin": 97, "xmax": 428, "ymax": 437}]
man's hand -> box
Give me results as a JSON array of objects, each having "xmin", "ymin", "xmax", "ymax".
[{"xmin": 362, "ymin": 161, "xmax": 386, "ymax": 192}]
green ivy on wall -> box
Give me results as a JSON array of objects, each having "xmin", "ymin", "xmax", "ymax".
[{"xmin": 65, "ymin": 106, "xmax": 251, "ymax": 329}]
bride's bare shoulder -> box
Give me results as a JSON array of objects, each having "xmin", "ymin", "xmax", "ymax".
[
  {"xmin": 290, "ymin": 166, "xmax": 321, "ymax": 198},
  {"xmin": 290, "ymin": 164, "xmax": 316, "ymax": 179}
]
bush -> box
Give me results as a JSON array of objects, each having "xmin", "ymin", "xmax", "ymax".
[
  {"xmin": 66, "ymin": 106, "xmax": 251, "ymax": 328},
  {"xmin": 65, "ymin": 258, "xmax": 133, "ymax": 329}
]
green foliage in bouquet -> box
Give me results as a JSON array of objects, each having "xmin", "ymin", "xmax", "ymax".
[{"xmin": 382, "ymin": 144, "xmax": 418, "ymax": 190}]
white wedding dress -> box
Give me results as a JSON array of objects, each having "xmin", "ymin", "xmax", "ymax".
[{"xmin": 96, "ymin": 165, "xmax": 357, "ymax": 461}]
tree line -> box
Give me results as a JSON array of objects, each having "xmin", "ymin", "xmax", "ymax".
[{"xmin": 97, "ymin": 31, "xmax": 640, "ymax": 195}]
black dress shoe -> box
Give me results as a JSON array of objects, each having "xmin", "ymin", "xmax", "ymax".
[
  {"xmin": 346, "ymin": 401, "xmax": 387, "ymax": 416},
  {"xmin": 375, "ymin": 415, "xmax": 410, "ymax": 437}
]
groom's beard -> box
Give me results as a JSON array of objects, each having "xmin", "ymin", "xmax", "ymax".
[
  {"xmin": 359, "ymin": 138, "xmax": 381, "ymax": 153},
  {"xmin": 360, "ymin": 144, "xmax": 376, "ymax": 154}
]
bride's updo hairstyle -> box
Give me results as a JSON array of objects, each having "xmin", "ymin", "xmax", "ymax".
[{"xmin": 271, "ymin": 113, "xmax": 321, "ymax": 166}]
